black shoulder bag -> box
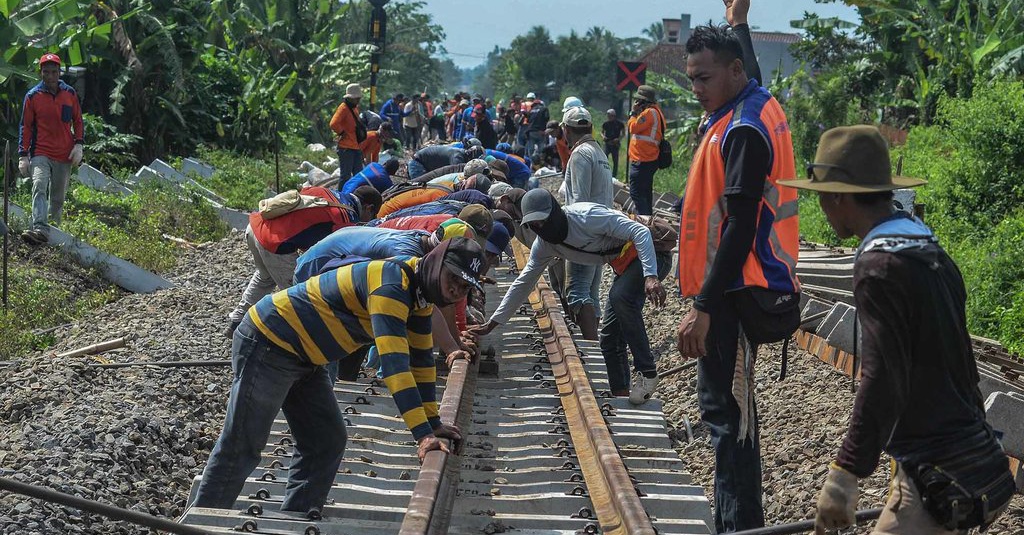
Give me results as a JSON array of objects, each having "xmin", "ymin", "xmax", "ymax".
[
  {"xmin": 348, "ymin": 104, "xmax": 368, "ymax": 144},
  {"xmin": 657, "ymin": 110, "xmax": 673, "ymax": 170}
]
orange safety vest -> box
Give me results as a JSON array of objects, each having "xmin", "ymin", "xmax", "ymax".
[
  {"xmin": 678, "ymin": 82, "xmax": 800, "ymax": 297},
  {"xmin": 627, "ymin": 105, "xmax": 664, "ymax": 162}
]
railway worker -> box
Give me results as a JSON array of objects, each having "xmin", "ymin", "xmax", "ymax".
[
  {"xmin": 484, "ymin": 149, "xmax": 531, "ymax": 189},
  {"xmin": 224, "ymin": 185, "xmax": 383, "ymax": 338},
  {"xmin": 379, "ymin": 204, "xmax": 493, "ymax": 249},
  {"xmin": 471, "ymin": 189, "xmax": 671, "ymax": 405},
  {"xmin": 359, "ymin": 122, "xmax": 394, "ymax": 165},
  {"xmin": 17, "ymin": 53, "xmax": 84, "ymax": 246},
  {"xmin": 543, "ymin": 120, "xmax": 570, "ymax": 173},
  {"xmin": 674, "ymin": 2, "xmax": 800, "ymax": 530},
  {"xmin": 778, "ymin": 125, "xmax": 1015, "ymax": 535},
  {"xmin": 379, "ymin": 92, "xmax": 407, "ymax": 145},
  {"xmin": 377, "ymin": 172, "xmax": 491, "ymax": 219},
  {"xmin": 601, "ymin": 109, "xmax": 625, "ymax": 178},
  {"xmin": 294, "ymin": 219, "xmax": 479, "ymax": 381},
  {"xmin": 625, "ymin": 84, "xmax": 665, "ymax": 215},
  {"xmin": 193, "ymin": 237, "xmax": 484, "ymax": 514},
  {"xmin": 339, "ymin": 159, "xmax": 399, "ymax": 197},
  {"xmin": 473, "ymin": 104, "xmax": 499, "ymax": 149},
  {"xmin": 560, "ymin": 106, "xmax": 615, "ymax": 340},
  {"xmin": 329, "ymin": 83, "xmax": 365, "ymax": 184},
  {"xmin": 406, "ymin": 142, "xmax": 483, "ymax": 180},
  {"xmin": 451, "ymin": 99, "xmax": 470, "ymax": 141}
]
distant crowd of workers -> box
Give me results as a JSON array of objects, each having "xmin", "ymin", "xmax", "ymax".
[{"xmin": 15, "ymin": 0, "xmax": 1016, "ymax": 533}]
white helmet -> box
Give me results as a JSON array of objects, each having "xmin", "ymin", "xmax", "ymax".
[
  {"xmin": 562, "ymin": 96, "xmax": 584, "ymax": 112},
  {"xmin": 526, "ymin": 92, "xmax": 536, "ymax": 100}
]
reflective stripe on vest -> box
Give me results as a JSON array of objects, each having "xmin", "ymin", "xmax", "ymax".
[{"xmin": 677, "ymin": 87, "xmax": 800, "ymax": 297}]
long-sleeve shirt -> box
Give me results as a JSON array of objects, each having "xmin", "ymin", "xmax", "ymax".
[
  {"xmin": 380, "ymin": 99, "xmax": 406, "ymax": 133},
  {"xmin": 19, "ymin": 80, "xmax": 83, "ymax": 162},
  {"xmin": 294, "ymin": 226, "xmax": 426, "ymax": 284},
  {"xmin": 564, "ymin": 135, "xmax": 614, "ymax": 207},
  {"xmin": 836, "ymin": 213, "xmax": 991, "ymax": 477},
  {"xmin": 488, "ymin": 203, "xmax": 657, "ymax": 325},
  {"xmin": 330, "ymin": 102, "xmax": 360, "ymax": 150},
  {"xmin": 484, "ymin": 149, "xmax": 531, "ymax": 187},
  {"xmin": 249, "ymin": 257, "xmax": 439, "ymax": 439},
  {"xmin": 413, "ymin": 145, "xmax": 468, "ymax": 171}
]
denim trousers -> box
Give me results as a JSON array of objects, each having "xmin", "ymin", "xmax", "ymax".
[
  {"xmin": 566, "ymin": 262, "xmax": 602, "ymax": 315},
  {"xmin": 406, "ymin": 159, "xmax": 427, "ymax": 180},
  {"xmin": 628, "ymin": 160, "xmax": 659, "ymax": 215},
  {"xmin": 697, "ymin": 295, "xmax": 765, "ymax": 532},
  {"xmin": 193, "ymin": 321, "xmax": 346, "ymax": 513},
  {"xmin": 336, "ymin": 148, "xmax": 362, "ymax": 184},
  {"xmin": 598, "ymin": 252, "xmax": 671, "ymax": 392},
  {"xmin": 228, "ymin": 225, "xmax": 298, "ymax": 322},
  {"xmin": 30, "ymin": 155, "xmax": 71, "ymax": 231}
]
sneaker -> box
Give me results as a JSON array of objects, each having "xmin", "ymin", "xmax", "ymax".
[
  {"xmin": 21, "ymin": 228, "xmax": 47, "ymax": 245},
  {"xmin": 223, "ymin": 320, "xmax": 241, "ymax": 339},
  {"xmin": 628, "ymin": 372, "xmax": 660, "ymax": 405}
]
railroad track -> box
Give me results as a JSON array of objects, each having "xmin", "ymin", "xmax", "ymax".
[{"xmin": 180, "ymin": 241, "xmax": 713, "ymax": 534}]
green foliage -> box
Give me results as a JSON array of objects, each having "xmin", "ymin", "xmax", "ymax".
[
  {"xmin": 194, "ymin": 144, "xmax": 305, "ymax": 209},
  {"xmin": 0, "ymin": 265, "xmax": 118, "ymax": 360},
  {"xmin": 62, "ymin": 182, "xmax": 228, "ymax": 271},
  {"xmin": 82, "ymin": 112, "xmax": 142, "ymax": 173}
]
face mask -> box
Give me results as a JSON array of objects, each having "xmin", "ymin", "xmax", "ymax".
[{"xmin": 534, "ymin": 202, "xmax": 569, "ymax": 244}]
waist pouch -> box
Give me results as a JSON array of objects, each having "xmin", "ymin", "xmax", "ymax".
[
  {"xmin": 732, "ymin": 287, "xmax": 800, "ymax": 344},
  {"xmin": 907, "ymin": 438, "xmax": 1015, "ymax": 530}
]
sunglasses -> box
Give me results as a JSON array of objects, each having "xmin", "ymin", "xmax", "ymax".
[{"xmin": 806, "ymin": 162, "xmax": 855, "ymax": 182}]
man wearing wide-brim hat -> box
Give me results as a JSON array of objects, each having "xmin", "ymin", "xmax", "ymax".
[
  {"xmin": 330, "ymin": 83, "xmax": 365, "ymax": 184},
  {"xmin": 779, "ymin": 125, "xmax": 1015, "ymax": 535},
  {"xmin": 626, "ymin": 84, "xmax": 665, "ymax": 215}
]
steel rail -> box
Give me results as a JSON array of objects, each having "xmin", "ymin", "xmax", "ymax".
[
  {"xmin": 0, "ymin": 476, "xmax": 214, "ymax": 535},
  {"xmin": 398, "ymin": 347, "xmax": 479, "ymax": 534},
  {"xmin": 512, "ymin": 241, "xmax": 656, "ymax": 535}
]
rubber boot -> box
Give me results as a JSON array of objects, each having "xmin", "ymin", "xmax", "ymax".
[{"xmin": 576, "ymin": 304, "xmax": 599, "ymax": 341}]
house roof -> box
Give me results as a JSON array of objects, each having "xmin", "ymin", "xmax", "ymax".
[
  {"xmin": 638, "ymin": 42, "xmax": 687, "ymax": 80},
  {"xmin": 749, "ymin": 31, "xmax": 801, "ymax": 45}
]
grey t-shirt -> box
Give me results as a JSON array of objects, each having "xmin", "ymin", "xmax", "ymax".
[{"xmin": 564, "ymin": 136, "xmax": 614, "ymax": 207}]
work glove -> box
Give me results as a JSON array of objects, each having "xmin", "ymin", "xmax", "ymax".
[
  {"xmin": 18, "ymin": 157, "xmax": 30, "ymax": 178},
  {"xmin": 814, "ymin": 462, "xmax": 858, "ymax": 535},
  {"xmin": 69, "ymin": 144, "xmax": 83, "ymax": 166}
]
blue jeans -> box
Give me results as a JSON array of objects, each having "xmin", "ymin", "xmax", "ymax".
[
  {"xmin": 336, "ymin": 148, "xmax": 362, "ymax": 184},
  {"xmin": 193, "ymin": 321, "xmax": 346, "ymax": 513},
  {"xmin": 599, "ymin": 252, "xmax": 671, "ymax": 392},
  {"xmin": 698, "ymin": 295, "xmax": 765, "ymax": 532},
  {"xmin": 628, "ymin": 160, "xmax": 658, "ymax": 215},
  {"xmin": 406, "ymin": 159, "xmax": 427, "ymax": 180},
  {"xmin": 566, "ymin": 262, "xmax": 601, "ymax": 315}
]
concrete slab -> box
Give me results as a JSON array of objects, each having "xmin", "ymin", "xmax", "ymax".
[
  {"xmin": 151, "ymin": 159, "xmax": 227, "ymax": 205},
  {"xmin": 985, "ymin": 392, "xmax": 1024, "ymax": 459},
  {"xmin": 182, "ymin": 158, "xmax": 215, "ymax": 179},
  {"xmin": 7, "ymin": 204, "xmax": 172, "ymax": 293},
  {"xmin": 800, "ymin": 299, "xmax": 834, "ymax": 333},
  {"xmin": 76, "ymin": 164, "xmax": 134, "ymax": 196},
  {"xmin": 132, "ymin": 164, "xmax": 247, "ymax": 231},
  {"xmin": 823, "ymin": 303, "xmax": 859, "ymax": 356}
]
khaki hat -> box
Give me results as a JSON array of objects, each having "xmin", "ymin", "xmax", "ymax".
[
  {"xmin": 463, "ymin": 159, "xmax": 491, "ymax": 178},
  {"xmin": 635, "ymin": 85, "xmax": 656, "ymax": 103},
  {"xmin": 345, "ymin": 83, "xmax": 363, "ymax": 99},
  {"xmin": 457, "ymin": 204, "xmax": 493, "ymax": 247},
  {"xmin": 561, "ymin": 106, "xmax": 592, "ymax": 128},
  {"xmin": 487, "ymin": 159, "xmax": 509, "ymax": 182},
  {"xmin": 778, "ymin": 125, "xmax": 927, "ymax": 193}
]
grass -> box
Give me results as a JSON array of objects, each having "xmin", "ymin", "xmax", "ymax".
[
  {"xmin": 194, "ymin": 136, "xmax": 324, "ymax": 210},
  {"xmin": 0, "ymin": 173, "xmax": 231, "ymax": 360},
  {"xmin": 0, "ymin": 265, "xmax": 119, "ymax": 360}
]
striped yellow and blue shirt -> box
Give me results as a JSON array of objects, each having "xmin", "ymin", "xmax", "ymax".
[{"xmin": 248, "ymin": 257, "xmax": 439, "ymax": 439}]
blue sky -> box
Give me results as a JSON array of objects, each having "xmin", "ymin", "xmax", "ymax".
[{"xmin": 421, "ymin": 0, "xmax": 861, "ymax": 68}]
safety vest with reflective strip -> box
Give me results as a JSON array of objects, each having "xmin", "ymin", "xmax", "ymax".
[
  {"xmin": 678, "ymin": 82, "xmax": 800, "ymax": 297},
  {"xmin": 627, "ymin": 105, "xmax": 664, "ymax": 162}
]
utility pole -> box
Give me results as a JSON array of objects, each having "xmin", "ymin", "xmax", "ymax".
[{"xmin": 367, "ymin": 0, "xmax": 389, "ymax": 110}]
